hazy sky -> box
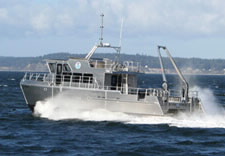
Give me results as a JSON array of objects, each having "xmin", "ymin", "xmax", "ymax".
[{"xmin": 1, "ymin": 0, "xmax": 225, "ymax": 59}]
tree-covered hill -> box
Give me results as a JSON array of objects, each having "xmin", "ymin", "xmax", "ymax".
[{"xmin": 0, "ymin": 52, "xmax": 225, "ymax": 74}]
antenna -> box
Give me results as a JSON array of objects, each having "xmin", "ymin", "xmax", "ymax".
[
  {"xmin": 99, "ymin": 13, "xmax": 104, "ymax": 46},
  {"xmin": 119, "ymin": 18, "xmax": 124, "ymax": 48},
  {"xmin": 114, "ymin": 17, "xmax": 124, "ymax": 63}
]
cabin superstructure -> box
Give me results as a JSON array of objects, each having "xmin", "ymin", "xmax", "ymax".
[{"xmin": 45, "ymin": 42, "xmax": 138, "ymax": 96}]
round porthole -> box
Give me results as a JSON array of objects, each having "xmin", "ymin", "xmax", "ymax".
[{"xmin": 75, "ymin": 62, "xmax": 81, "ymax": 69}]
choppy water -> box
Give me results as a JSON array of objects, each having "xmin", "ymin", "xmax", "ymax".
[{"xmin": 0, "ymin": 71, "xmax": 225, "ymax": 156}]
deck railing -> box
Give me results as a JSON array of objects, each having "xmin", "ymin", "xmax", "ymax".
[
  {"xmin": 22, "ymin": 72, "xmax": 100, "ymax": 89},
  {"xmin": 123, "ymin": 61, "xmax": 140, "ymax": 72},
  {"xmin": 90, "ymin": 60, "xmax": 114, "ymax": 69},
  {"xmin": 89, "ymin": 60, "xmax": 141, "ymax": 72},
  {"xmin": 22, "ymin": 72, "xmax": 199, "ymax": 101}
]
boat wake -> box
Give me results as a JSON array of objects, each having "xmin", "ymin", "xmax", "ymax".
[{"xmin": 34, "ymin": 87, "xmax": 225, "ymax": 128}]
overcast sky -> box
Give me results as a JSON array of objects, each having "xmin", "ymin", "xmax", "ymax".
[{"xmin": 0, "ymin": 0, "xmax": 225, "ymax": 59}]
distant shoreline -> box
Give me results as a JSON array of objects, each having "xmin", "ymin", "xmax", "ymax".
[{"xmin": 1, "ymin": 53, "xmax": 225, "ymax": 76}]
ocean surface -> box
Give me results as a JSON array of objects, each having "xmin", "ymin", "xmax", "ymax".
[{"xmin": 0, "ymin": 71, "xmax": 225, "ymax": 156}]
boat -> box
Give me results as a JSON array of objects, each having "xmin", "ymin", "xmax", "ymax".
[{"xmin": 20, "ymin": 14, "xmax": 204, "ymax": 116}]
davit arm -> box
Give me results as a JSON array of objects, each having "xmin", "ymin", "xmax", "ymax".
[{"xmin": 158, "ymin": 46, "xmax": 189, "ymax": 102}]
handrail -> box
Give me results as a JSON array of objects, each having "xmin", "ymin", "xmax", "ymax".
[
  {"xmin": 22, "ymin": 72, "xmax": 199, "ymax": 103},
  {"xmin": 22, "ymin": 72, "xmax": 99, "ymax": 89},
  {"xmin": 90, "ymin": 59, "xmax": 115, "ymax": 69},
  {"xmin": 123, "ymin": 61, "xmax": 140, "ymax": 72},
  {"xmin": 103, "ymin": 85, "xmax": 168, "ymax": 97},
  {"xmin": 89, "ymin": 59, "xmax": 141, "ymax": 73}
]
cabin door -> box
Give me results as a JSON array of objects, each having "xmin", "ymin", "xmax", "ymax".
[
  {"xmin": 122, "ymin": 74, "xmax": 128, "ymax": 94},
  {"xmin": 56, "ymin": 64, "xmax": 62, "ymax": 84},
  {"xmin": 111, "ymin": 75, "xmax": 122, "ymax": 90}
]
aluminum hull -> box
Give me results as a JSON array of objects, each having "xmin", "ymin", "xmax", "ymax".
[{"xmin": 20, "ymin": 81, "xmax": 165, "ymax": 115}]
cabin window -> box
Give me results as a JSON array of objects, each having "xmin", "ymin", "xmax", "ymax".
[
  {"xmin": 55, "ymin": 64, "xmax": 63, "ymax": 85},
  {"xmin": 57, "ymin": 64, "xmax": 62, "ymax": 74},
  {"xmin": 48, "ymin": 63, "xmax": 56, "ymax": 73},
  {"xmin": 72, "ymin": 73, "xmax": 82, "ymax": 83},
  {"xmin": 63, "ymin": 64, "xmax": 71, "ymax": 72},
  {"xmin": 62, "ymin": 64, "xmax": 72, "ymax": 82},
  {"xmin": 83, "ymin": 74, "xmax": 93, "ymax": 83}
]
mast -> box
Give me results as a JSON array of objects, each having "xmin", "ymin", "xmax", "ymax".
[
  {"xmin": 85, "ymin": 13, "xmax": 121, "ymax": 60},
  {"xmin": 116, "ymin": 18, "xmax": 123, "ymax": 63},
  {"xmin": 99, "ymin": 13, "xmax": 104, "ymax": 46}
]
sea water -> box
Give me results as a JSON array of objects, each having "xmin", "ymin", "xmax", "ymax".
[{"xmin": 0, "ymin": 72, "xmax": 225, "ymax": 156}]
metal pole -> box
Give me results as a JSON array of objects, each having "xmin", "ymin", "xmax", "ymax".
[
  {"xmin": 158, "ymin": 46, "xmax": 168, "ymax": 91},
  {"xmin": 99, "ymin": 13, "xmax": 104, "ymax": 46},
  {"xmin": 164, "ymin": 47, "xmax": 189, "ymax": 101}
]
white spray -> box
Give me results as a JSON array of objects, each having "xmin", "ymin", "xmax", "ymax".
[
  {"xmin": 34, "ymin": 93, "xmax": 131, "ymax": 122},
  {"xmin": 34, "ymin": 87, "xmax": 225, "ymax": 128}
]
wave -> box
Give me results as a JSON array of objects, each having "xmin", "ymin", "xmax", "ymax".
[
  {"xmin": 0, "ymin": 84, "xmax": 8, "ymax": 87},
  {"xmin": 34, "ymin": 87, "xmax": 225, "ymax": 128},
  {"xmin": 8, "ymin": 78, "xmax": 15, "ymax": 81}
]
